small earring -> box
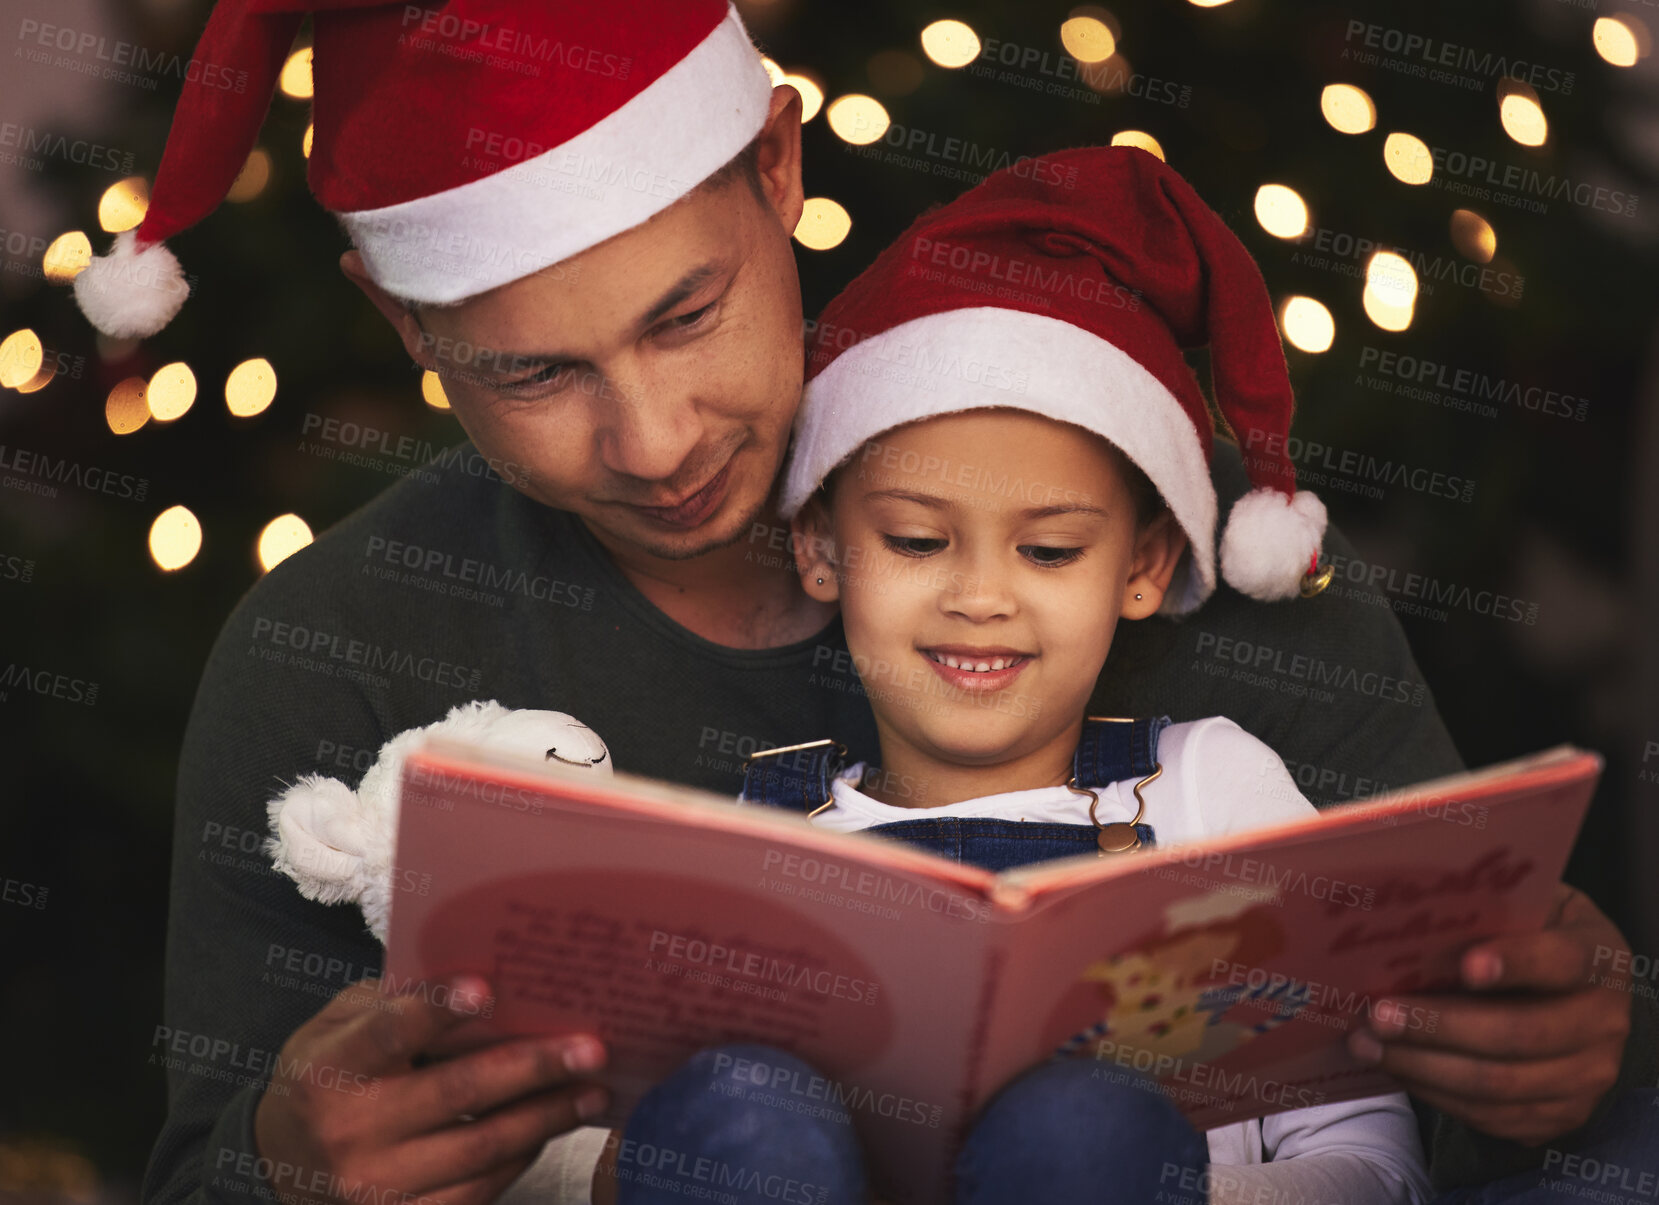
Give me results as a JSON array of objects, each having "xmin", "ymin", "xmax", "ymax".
[
  {"xmin": 817, "ymin": 576, "xmax": 825, "ymax": 585},
  {"xmin": 1135, "ymin": 593, "xmax": 1143, "ymax": 600}
]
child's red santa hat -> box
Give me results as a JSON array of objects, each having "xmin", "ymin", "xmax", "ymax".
[
  {"xmin": 74, "ymin": 0, "xmax": 773, "ymax": 338},
  {"xmin": 784, "ymin": 145, "xmax": 1326, "ymax": 613}
]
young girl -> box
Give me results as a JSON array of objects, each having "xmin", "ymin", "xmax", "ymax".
[{"xmin": 601, "ymin": 146, "xmax": 1428, "ymax": 1205}]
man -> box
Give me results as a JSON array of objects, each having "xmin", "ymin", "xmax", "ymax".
[{"xmin": 88, "ymin": 2, "xmax": 1651, "ymax": 1203}]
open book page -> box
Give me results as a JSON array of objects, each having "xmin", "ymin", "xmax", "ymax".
[
  {"xmin": 385, "ymin": 744, "xmax": 1005, "ymax": 1205},
  {"xmin": 969, "ymin": 747, "xmax": 1601, "ymax": 1131}
]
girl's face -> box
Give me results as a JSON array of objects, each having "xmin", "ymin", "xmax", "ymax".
[{"xmin": 795, "ymin": 409, "xmax": 1187, "ymax": 778}]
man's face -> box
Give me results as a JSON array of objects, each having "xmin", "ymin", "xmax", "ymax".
[{"xmin": 403, "ymin": 159, "xmax": 804, "ymax": 561}]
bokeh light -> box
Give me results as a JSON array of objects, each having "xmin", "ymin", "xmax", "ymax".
[
  {"xmin": 1383, "ymin": 133, "xmax": 1433, "ymax": 185},
  {"xmin": 15, "ymin": 364, "xmax": 55, "ymax": 394},
  {"xmin": 1363, "ymin": 251, "xmax": 1418, "ymax": 332},
  {"xmin": 42, "ymin": 232, "xmax": 92, "ymax": 284},
  {"xmin": 258, "ymin": 514, "xmax": 314, "ymax": 573},
  {"xmin": 1450, "ymin": 210, "xmax": 1497, "ymax": 263},
  {"xmin": 783, "ymin": 73, "xmax": 825, "ymax": 122},
  {"xmin": 1060, "ymin": 16, "xmax": 1116, "ymax": 63},
  {"xmin": 1188, "ymin": 0, "xmax": 1233, "ymax": 7},
  {"xmin": 147, "ymin": 362, "xmax": 197, "ymax": 422},
  {"xmin": 920, "ymin": 19, "xmax": 981, "ymax": 68},
  {"xmin": 302, "ymin": 124, "xmax": 314, "ymax": 159},
  {"xmin": 421, "ymin": 370, "xmax": 451, "ymax": 409},
  {"xmin": 1254, "ymin": 184, "xmax": 1309, "ymax": 239},
  {"xmin": 98, "ymin": 177, "xmax": 150, "ymax": 233},
  {"xmin": 794, "ymin": 198, "xmax": 852, "ymax": 251},
  {"xmin": 279, "ymin": 47, "xmax": 313, "ymax": 98},
  {"xmin": 1593, "ymin": 15, "xmax": 1649, "ymax": 65},
  {"xmin": 826, "ymin": 94, "xmax": 890, "ymax": 145},
  {"xmin": 1110, "ymin": 130, "xmax": 1165, "ymax": 160},
  {"xmin": 1320, "ymin": 84, "xmax": 1376, "ymax": 134},
  {"xmin": 149, "ymin": 505, "xmax": 202, "ymax": 572},
  {"xmin": 1498, "ymin": 81, "xmax": 1548, "ymax": 146},
  {"xmin": 226, "ymin": 149, "xmax": 272, "ymax": 203},
  {"xmin": 106, "ymin": 378, "xmax": 150, "ymax": 434},
  {"xmin": 1280, "ymin": 297, "xmax": 1335, "ymax": 353},
  {"xmin": 761, "ymin": 56, "xmax": 785, "ymax": 86},
  {"xmin": 0, "ymin": 329, "xmax": 44, "ymax": 389},
  {"xmin": 225, "ymin": 358, "xmax": 278, "ymax": 417}
]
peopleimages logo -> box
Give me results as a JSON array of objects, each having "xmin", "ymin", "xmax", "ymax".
[
  {"xmin": 866, "ymin": 121, "xmax": 1081, "ymax": 189},
  {"xmin": 0, "ymin": 122, "xmax": 134, "ymax": 172},
  {"xmin": 1429, "ymin": 145, "xmax": 1639, "ymax": 218},
  {"xmin": 1342, "ymin": 20, "xmax": 1575, "ymax": 94},
  {"xmin": 248, "ymin": 616, "xmax": 482, "ymax": 693},
  {"xmin": 398, "ymin": 5, "xmax": 633, "ymax": 80},
  {"xmin": 1286, "ymin": 224, "xmax": 1524, "ymax": 300},
  {"xmin": 0, "ymin": 443, "xmax": 149, "ymax": 503},
  {"xmin": 1242, "ymin": 428, "xmax": 1476, "ymax": 504},
  {"xmin": 16, "ymin": 18, "xmax": 250, "ymax": 93},
  {"xmin": 1358, "ymin": 346, "xmax": 1589, "ymax": 422}
]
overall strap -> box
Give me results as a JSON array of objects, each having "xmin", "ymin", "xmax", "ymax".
[
  {"xmin": 739, "ymin": 739, "xmax": 847, "ymax": 814},
  {"xmin": 1072, "ymin": 715, "xmax": 1169, "ymax": 790}
]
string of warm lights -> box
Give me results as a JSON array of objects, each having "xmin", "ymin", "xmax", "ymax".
[{"xmin": 4, "ymin": 8, "xmax": 1647, "ymax": 577}]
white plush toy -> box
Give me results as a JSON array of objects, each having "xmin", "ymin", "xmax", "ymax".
[{"xmin": 266, "ymin": 700, "xmax": 612, "ymax": 942}]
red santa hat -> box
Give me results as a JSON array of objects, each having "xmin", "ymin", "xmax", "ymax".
[
  {"xmin": 74, "ymin": 0, "xmax": 773, "ymax": 338},
  {"xmin": 785, "ymin": 145, "xmax": 1327, "ymax": 612}
]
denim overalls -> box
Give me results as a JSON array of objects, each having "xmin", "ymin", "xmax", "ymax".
[{"xmin": 738, "ymin": 716, "xmax": 1169, "ymax": 872}]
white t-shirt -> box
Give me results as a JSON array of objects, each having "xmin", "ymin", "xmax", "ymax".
[{"xmin": 507, "ymin": 717, "xmax": 1431, "ymax": 1205}]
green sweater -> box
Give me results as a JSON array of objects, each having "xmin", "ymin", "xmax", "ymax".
[{"xmin": 147, "ymin": 440, "xmax": 1654, "ymax": 1202}]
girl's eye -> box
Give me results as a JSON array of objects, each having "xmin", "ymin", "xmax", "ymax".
[
  {"xmin": 881, "ymin": 534, "xmax": 946, "ymax": 557},
  {"xmin": 1020, "ymin": 545, "xmax": 1084, "ymax": 567}
]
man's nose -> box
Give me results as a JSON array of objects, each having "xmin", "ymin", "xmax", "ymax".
[{"xmin": 596, "ymin": 372, "xmax": 705, "ymax": 482}]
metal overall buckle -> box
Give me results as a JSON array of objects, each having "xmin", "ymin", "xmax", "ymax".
[
  {"xmin": 1069, "ymin": 716, "xmax": 1162, "ymax": 855},
  {"xmin": 742, "ymin": 738, "xmax": 848, "ymax": 819}
]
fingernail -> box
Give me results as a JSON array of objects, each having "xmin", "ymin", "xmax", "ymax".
[
  {"xmin": 1370, "ymin": 1000, "xmax": 1406, "ymax": 1036},
  {"xmin": 576, "ymin": 1086, "xmax": 609, "ymax": 1121},
  {"xmin": 1349, "ymin": 1031, "xmax": 1384, "ymax": 1064},
  {"xmin": 448, "ymin": 975, "xmax": 492, "ymax": 1014},
  {"xmin": 561, "ymin": 1036, "xmax": 605, "ymax": 1073},
  {"xmin": 1465, "ymin": 950, "xmax": 1503, "ymax": 988}
]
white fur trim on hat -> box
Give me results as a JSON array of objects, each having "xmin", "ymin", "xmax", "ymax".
[
  {"xmin": 1219, "ymin": 488, "xmax": 1327, "ymax": 601},
  {"xmin": 72, "ymin": 230, "xmax": 189, "ymax": 339},
  {"xmin": 338, "ymin": 5, "xmax": 773, "ymax": 303},
  {"xmin": 785, "ymin": 307, "xmax": 1218, "ymax": 613}
]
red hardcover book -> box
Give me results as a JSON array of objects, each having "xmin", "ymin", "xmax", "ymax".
[{"xmin": 384, "ymin": 743, "xmax": 1600, "ymax": 1205}]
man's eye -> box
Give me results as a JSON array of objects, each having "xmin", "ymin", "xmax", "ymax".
[
  {"xmin": 502, "ymin": 363, "xmax": 574, "ymax": 394},
  {"xmin": 881, "ymin": 535, "xmax": 946, "ymax": 557},
  {"xmin": 1020, "ymin": 545, "xmax": 1084, "ymax": 567},
  {"xmin": 665, "ymin": 302, "xmax": 716, "ymax": 333}
]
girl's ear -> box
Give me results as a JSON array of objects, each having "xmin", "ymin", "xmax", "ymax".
[
  {"xmin": 1121, "ymin": 510, "xmax": 1189, "ymax": 620},
  {"xmin": 790, "ymin": 495, "xmax": 840, "ymax": 603}
]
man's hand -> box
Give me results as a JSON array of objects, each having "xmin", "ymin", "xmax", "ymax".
[
  {"xmin": 253, "ymin": 975, "xmax": 608, "ymax": 1205},
  {"xmin": 1347, "ymin": 884, "xmax": 1634, "ymax": 1146}
]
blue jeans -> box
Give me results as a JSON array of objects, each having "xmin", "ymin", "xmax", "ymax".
[
  {"xmin": 614, "ymin": 1045, "xmax": 1659, "ymax": 1205},
  {"xmin": 612, "ymin": 1043, "xmax": 1208, "ymax": 1205}
]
